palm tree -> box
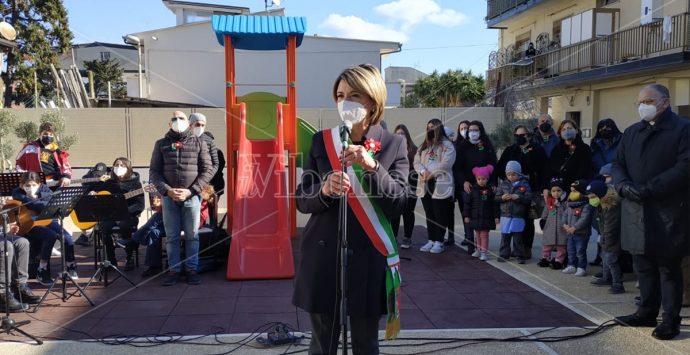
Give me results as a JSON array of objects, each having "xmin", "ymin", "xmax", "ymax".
[{"xmin": 409, "ymin": 69, "xmax": 485, "ymax": 108}]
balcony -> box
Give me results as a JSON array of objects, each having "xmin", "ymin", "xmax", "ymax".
[
  {"xmin": 486, "ymin": 0, "xmax": 552, "ymax": 28},
  {"xmin": 486, "ymin": 12, "xmax": 690, "ymax": 98}
]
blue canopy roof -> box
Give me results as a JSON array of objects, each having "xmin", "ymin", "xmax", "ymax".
[{"xmin": 211, "ymin": 15, "xmax": 306, "ymax": 50}]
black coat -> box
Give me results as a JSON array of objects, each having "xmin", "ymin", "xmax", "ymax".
[
  {"xmin": 463, "ymin": 185, "xmax": 499, "ymax": 230},
  {"xmin": 548, "ymin": 137, "xmax": 592, "ymax": 187},
  {"xmin": 149, "ymin": 129, "xmax": 213, "ymax": 196},
  {"xmin": 612, "ymin": 109, "xmax": 690, "ymax": 257},
  {"xmin": 293, "ymin": 124, "xmax": 408, "ymax": 316},
  {"xmin": 496, "ymin": 143, "xmax": 549, "ymax": 192},
  {"xmin": 88, "ymin": 171, "xmax": 145, "ymax": 218},
  {"xmin": 453, "ymin": 140, "xmax": 497, "ymax": 196}
]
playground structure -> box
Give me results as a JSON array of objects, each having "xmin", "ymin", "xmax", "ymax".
[{"xmin": 212, "ymin": 15, "xmax": 315, "ymax": 280}]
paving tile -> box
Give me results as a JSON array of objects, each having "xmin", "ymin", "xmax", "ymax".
[
  {"xmin": 239, "ymin": 279, "xmax": 294, "ymax": 297},
  {"xmin": 485, "ymin": 306, "xmax": 564, "ymax": 328},
  {"xmin": 181, "ymin": 282, "xmax": 242, "ymax": 298},
  {"xmin": 463, "ymin": 292, "xmax": 532, "ymax": 309},
  {"xmin": 229, "ymin": 312, "xmax": 299, "ymax": 333},
  {"xmin": 89, "ymin": 316, "xmax": 167, "ymax": 338},
  {"xmin": 401, "ymin": 280, "xmax": 451, "ymax": 295},
  {"xmin": 160, "ymin": 314, "xmax": 234, "ymax": 334},
  {"xmin": 101, "ymin": 299, "xmax": 178, "ymax": 318},
  {"xmin": 120, "ymin": 283, "xmax": 188, "ymax": 301},
  {"xmin": 399, "ymin": 308, "xmax": 435, "ymax": 329},
  {"xmin": 423, "ymin": 309, "xmax": 501, "ymax": 329},
  {"xmin": 446, "ymin": 279, "xmax": 502, "ymax": 293},
  {"xmin": 234, "ymin": 296, "xmax": 296, "ymax": 314},
  {"xmin": 407, "ymin": 292, "xmax": 476, "ymax": 310},
  {"xmin": 171, "ymin": 297, "xmax": 236, "ymax": 315},
  {"xmin": 519, "ymin": 291, "xmax": 564, "ymax": 308}
]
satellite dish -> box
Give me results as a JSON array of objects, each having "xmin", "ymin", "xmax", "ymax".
[{"xmin": 0, "ymin": 21, "xmax": 17, "ymax": 41}]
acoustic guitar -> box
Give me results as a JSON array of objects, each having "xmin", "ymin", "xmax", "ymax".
[
  {"xmin": 2, "ymin": 199, "xmax": 54, "ymax": 236},
  {"xmin": 70, "ymin": 184, "xmax": 156, "ymax": 230},
  {"xmin": 45, "ymin": 175, "xmax": 110, "ymax": 187}
]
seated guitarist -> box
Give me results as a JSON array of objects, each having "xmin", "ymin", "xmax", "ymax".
[
  {"xmin": 87, "ymin": 157, "xmax": 144, "ymax": 271},
  {"xmin": 11, "ymin": 172, "xmax": 78, "ymax": 285},
  {"xmin": 15, "ymin": 122, "xmax": 72, "ymax": 188},
  {"xmin": 0, "ymin": 221, "xmax": 41, "ymax": 312}
]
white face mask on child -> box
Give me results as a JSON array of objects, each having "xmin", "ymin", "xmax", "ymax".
[{"xmin": 23, "ymin": 185, "xmax": 39, "ymax": 196}]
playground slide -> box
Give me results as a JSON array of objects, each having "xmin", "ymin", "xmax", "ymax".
[{"xmin": 226, "ymin": 101, "xmax": 294, "ymax": 280}]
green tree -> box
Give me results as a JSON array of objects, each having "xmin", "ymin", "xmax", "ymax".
[
  {"xmin": 83, "ymin": 58, "xmax": 126, "ymax": 98},
  {"xmin": 0, "ymin": 110, "xmax": 17, "ymax": 171},
  {"xmin": 1, "ymin": 0, "xmax": 73, "ymax": 107},
  {"xmin": 489, "ymin": 118, "xmax": 538, "ymax": 151},
  {"xmin": 40, "ymin": 109, "xmax": 78, "ymax": 150},
  {"xmin": 14, "ymin": 120, "xmax": 38, "ymax": 143},
  {"xmin": 409, "ymin": 69, "xmax": 485, "ymax": 108}
]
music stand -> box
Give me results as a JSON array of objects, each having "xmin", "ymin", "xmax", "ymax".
[
  {"xmin": 33, "ymin": 187, "xmax": 95, "ymax": 312},
  {"xmin": 0, "ymin": 173, "xmax": 23, "ymax": 197},
  {"xmin": 74, "ymin": 194, "xmax": 135, "ymax": 289}
]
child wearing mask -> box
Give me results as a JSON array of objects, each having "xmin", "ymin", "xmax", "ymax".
[
  {"xmin": 463, "ymin": 165, "xmax": 499, "ymax": 261},
  {"xmin": 588, "ymin": 178, "xmax": 625, "ymax": 294},
  {"xmin": 538, "ymin": 179, "xmax": 568, "ymax": 270},
  {"xmin": 562, "ymin": 180, "xmax": 595, "ymax": 277},
  {"xmin": 495, "ymin": 161, "xmax": 532, "ymax": 263}
]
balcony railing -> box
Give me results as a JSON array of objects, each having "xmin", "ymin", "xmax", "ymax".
[
  {"xmin": 486, "ymin": 12, "xmax": 690, "ymax": 93},
  {"xmin": 487, "ymin": 0, "xmax": 529, "ymax": 21}
]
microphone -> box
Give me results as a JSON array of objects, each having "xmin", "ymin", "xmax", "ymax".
[{"xmin": 339, "ymin": 120, "xmax": 352, "ymax": 149}]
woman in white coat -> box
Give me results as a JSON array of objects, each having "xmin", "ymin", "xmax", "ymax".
[{"xmin": 414, "ymin": 118, "xmax": 456, "ymax": 254}]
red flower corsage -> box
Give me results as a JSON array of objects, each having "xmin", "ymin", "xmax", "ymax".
[
  {"xmin": 568, "ymin": 144, "xmax": 576, "ymax": 154},
  {"xmin": 171, "ymin": 141, "xmax": 182, "ymax": 151},
  {"xmin": 519, "ymin": 186, "xmax": 526, "ymax": 192},
  {"xmin": 364, "ymin": 138, "xmax": 381, "ymax": 157}
]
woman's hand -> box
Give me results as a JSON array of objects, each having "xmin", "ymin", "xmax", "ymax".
[
  {"xmin": 59, "ymin": 177, "xmax": 71, "ymax": 187},
  {"xmin": 342, "ymin": 145, "xmax": 376, "ymax": 171},
  {"xmin": 321, "ymin": 171, "xmax": 351, "ymax": 197},
  {"xmin": 464, "ymin": 181, "xmax": 471, "ymax": 194}
]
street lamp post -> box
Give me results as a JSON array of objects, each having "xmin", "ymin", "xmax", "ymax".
[
  {"xmin": 397, "ymin": 79, "xmax": 406, "ymax": 107},
  {"xmin": 123, "ymin": 34, "xmax": 143, "ymax": 98}
]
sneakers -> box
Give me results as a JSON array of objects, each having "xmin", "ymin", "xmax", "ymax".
[
  {"xmin": 471, "ymin": 250, "xmax": 480, "ymax": 258},
  {"xmin": 550, "ymin": 260, "xmax": 564, "ymax": 270},
  {"xmin": 430, "ymin": 241, "xmax": 445, "ymax": 254},
  {"xmin": 400, "ymin": 238, "xmax": 412, "ymax": 249},
  {"xmin": 51, "ymin": 247, "xmax": 61, "ymax": 257},
  {"xmin": 419, "ymin": 241, "xmax": 434, "ymax": 252},
  {"xmin": 187, "ymin": 270, "xmax": 201, "ymax": 285},
  {"xmin": 574, "ymin": 268, "xmax": 587, "ymax": 277},
  {"xmin": 591, "ymin": 278, "xmax": 612, "ymax": 287},
  {"xmin": 0, "ymin": 293, "xmax": 28, "ymax": 312},
  {"xmin": 36, "ymin": 268, "xmax": 53, "ymax": 285},
  {"xmin": 14, "ymin": 284, "xmax": 41, "ymax": 304},
  {"xmin": 162, "ymin": 271, "xmax": 180, "ymax": 286},
  {"xmin": 562, "ymin": 266, "xmax": 576, "ymax": 274},
  {"xmin": 479, "ymin": 252, "xmax": 489, "ymax": 261},
  {"xmin": 608, "ymin": 286, "xmax": 625, "ymax": 294},
  {"xmin": 537, "ymin": 258, "xmax": 550, "ymax": 267},
  {"xmin": 66, "ymin": 264, "xmax": 79, "ymax": 280}
]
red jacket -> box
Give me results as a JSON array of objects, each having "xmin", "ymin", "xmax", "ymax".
[{"xmin": 15, "ymin": 141, "xmax": 72, "ymax": 179}]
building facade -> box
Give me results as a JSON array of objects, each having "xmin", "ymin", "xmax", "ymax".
[{"xmin": 486, "ymin": 0, "xmax": 690, "ymax": 135}]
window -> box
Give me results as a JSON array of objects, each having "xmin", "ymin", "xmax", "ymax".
[
  {"xmin": 552, "ymin": 20, "xmax": 562, "ymax": 47},
  {"xmin": 597, "ymin": 0, "xmax": 619, "ymax": 7},
  {"xmin": 565, "ymin": 111, "xmax": 582, "ymax": 129},
  {"xmin": 100, "ymin": 51, "xmax": 111, "ymax": 60}
]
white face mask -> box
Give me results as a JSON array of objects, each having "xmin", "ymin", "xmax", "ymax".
[
  {"xmin": 638, "ymin": 103, "xmax": 658, "ymax": 122},
  {"xmin": 172, "ymin": 119, "xmax": 189, "ymax": 133},
  {"xmin": 193, "ymin": 127, "xmax": 205, "ymax": 137},
  {"xmin": 337, "ymin": 100, "xmax": 368, "ymax": 125},
  {"xmin": 23, "ymin": 185, "xmax": 39, "ymax": 196},
  {"xmin": 113, "ymin": 166, "xmax": 127, "ymax": 177},
  {"xmin": 468, "ymin": 131, "xmax": 481, "ymax": 143}
]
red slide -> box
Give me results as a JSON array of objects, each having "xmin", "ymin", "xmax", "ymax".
[{"xmin": 226, "ymin": 103, "xmax": 294, "ymax": 280}]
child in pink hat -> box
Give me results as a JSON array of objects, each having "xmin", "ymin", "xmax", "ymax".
[{"xmin": 463, "ymin": 165, "xmax": 500, "ymax": 261}]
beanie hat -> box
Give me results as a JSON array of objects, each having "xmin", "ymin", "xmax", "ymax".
[
  {"xmin": 549, "ymin": 178, "xmax": 565, "ymax": 191},
  {"xmin": 586, "ymin": 180, "xmax": 608, "ymax": 198},
  {"xmin": 189, "ymin": 113, "xmax": 207, "ymax": 124},
  {"xmin": 505, "ymin": 160, "xmax": 522, "ymax": 175},
  {"xmin": 91, "ymin": 162, "xmax": 108, "ymax": 177},
  {"xmin": 571, "ymin": 179, "xmax": 589, "ymax": 194},
  {"xmin": 472, "ymin": 164, "xmax": 494, "ymax": 179},
  {"xmin": 599, "ymin": 163, "xmax": 612, "ymax": 177}
]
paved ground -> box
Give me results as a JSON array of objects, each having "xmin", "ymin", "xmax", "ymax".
[{"xmin": 2, "ymin": 203, "xmax": 689, "ymax": 354}]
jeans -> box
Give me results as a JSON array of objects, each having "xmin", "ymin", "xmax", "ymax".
[
  {"xmin": 132, "ymin": 212, "xmax": 165, "ymax": 268},
  {"xmin": 634, "ymin": 254, "xmax": 683, "ymax": 324},
  {"xmin": 603, "ymin": 251, "xmax": 623, "ymax": 289},
  {"xmin": 420, "ymin": 194, "xmax": 452, "ymax": 243},
  {"xmin": 500, "ymin": 232, "xmax": 524, "ymax": 259},
  {"xmin": 566, "ymin": 234, "xmax": 590, "ymax": 269},
  {"xmin": 163, "ymin": 195, "xmax": 200, "ymax": 272},
  {"xmin": 309, "ymin": 312, "xmax": 380, "ymax": 355},
  {"xmin": 0, "ymin": 235, "xmax": 30, "ymax": 292},
  {"xmin": 390, "ymin": 196, "xmax": 416, "ymax": 239},
  {"xmin": 26, "ymin": 221, "xmax": 75, "ymax": 262}
]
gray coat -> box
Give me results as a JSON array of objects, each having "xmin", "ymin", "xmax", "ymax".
[
  {"xmin": 612, "ymin": 108, "xmax": 690, "ymax": 256},
  {"xmin": 495, "ymin": 178, "xmax": 532, "ymax": 218},
  {"xmin": 149, "ymin": 129, "xmax": 213, "ymax": 196},
  {"xmin": 562, "ymin": 200, "xmax": 595, "ymax": 236},
  {"xmin": 540, "ymin": 197, "xmax": 568, "ymax": 246}
]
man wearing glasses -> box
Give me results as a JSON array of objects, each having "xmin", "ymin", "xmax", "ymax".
[{"xmin": 149, "ymin": 111, "xmax": 213, "ymax": 286}]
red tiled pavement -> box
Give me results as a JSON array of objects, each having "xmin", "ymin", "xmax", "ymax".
[{"xmin": 0, "ymin": 226, "xmax": 591, "ymax": 342}]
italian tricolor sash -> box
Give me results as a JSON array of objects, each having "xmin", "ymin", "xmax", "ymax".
[{"xmin": 322, "ymin": 127, "xmax": 401, "ymax": 340}]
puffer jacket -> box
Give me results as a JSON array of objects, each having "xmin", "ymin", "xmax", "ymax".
[
  {"xmin": 495, "ymin": 178, "xmax": 532, "ymax": 218},
  {"xmin": 562, "ymin": 199, "xmax": 595, "ymax": 236},
  {"xmin": 597, "ymin": 187, "xmax": 621, "ymax": 253},
  {"xmin": 463, "ymin": 184, "xmax": 499, "ymax": 230},
  {"xmin": 88, "ymin": 171, "xmax": 146, "ymax": 218},
  {"xmin": 540, "ymin": 195, "xmax": 568, "ymax": 246},
  {"xmin": 149, "ymin": 129, "xmax": 213, "ymax": 196}
]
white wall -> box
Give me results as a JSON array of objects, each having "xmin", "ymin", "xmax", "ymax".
[
  {"xmin": 60, "ymin": 45, "xmax": 140, "ymax": 72},
  {"xmin": 134, "ymin": 22, "xmax": 399, "ymax": 108}
]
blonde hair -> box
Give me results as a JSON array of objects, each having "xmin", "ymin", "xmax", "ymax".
[{"xmin": 331, "ymin": 64, "xmax": 387, "ymax": 126}]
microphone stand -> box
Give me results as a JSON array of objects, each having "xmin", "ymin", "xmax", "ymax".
[
  {"xmin": 337, "ymin": 122, "xmax": 350, "ymax": 354},
  {"xmin": 0, "ymin": 205, "xmax": 42, "ymax": 345}
]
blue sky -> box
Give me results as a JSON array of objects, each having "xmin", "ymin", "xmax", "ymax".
[{"xmin": 63, "ymin": 0, "xmax": 498, "ymax": 76}]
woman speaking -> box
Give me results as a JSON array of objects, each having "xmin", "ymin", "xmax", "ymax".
[{"xmin": 293, "ymin": 64, "xmax": 409, "ymax": 354}]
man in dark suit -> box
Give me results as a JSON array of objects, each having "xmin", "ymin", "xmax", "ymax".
[{"xmin": 613, "ymin": 84, "xmax": 690, "ymax": 340}]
